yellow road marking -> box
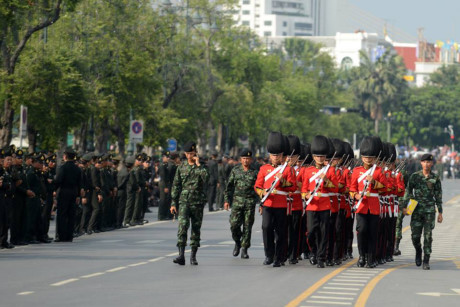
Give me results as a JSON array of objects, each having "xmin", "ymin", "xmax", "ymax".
[
  {"xmin": 285, "ymin": 258, "xmax": 357, "ymax": 307},
  {"xmin": 454, "ymin": 260, "xmax": 460, "ymax": 269}
]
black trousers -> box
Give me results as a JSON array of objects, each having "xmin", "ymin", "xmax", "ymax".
[
  {"xmin": 345, "ymin": 214, "xmax": 355, "ymax": 254},
  {"xmin": 11, "ymin": 197, "xmax": 26, "ymax": 243},
  {"xmin": 40, "ymin": 195, "xmax": 54, "ymax": 239},
  {"xmin": 207, "ymin": 183, "xmax": 217, "ymax": 211},
  {"xmin": 333, "ymin": 209, "xmax": 346, "ymax": 260},
  {"xmin": 307, "ymin": 210, "xmax": 330, "ymax": 261},
  {"xmin": 262, "ymin": 207, "xmax": 287, "ymax": 261},
  {"xmin": 116, "ymin": 190, "xmax": 127, "ymax": 227},
  {"xmin": 80, "ymin": 191, "xmax": 93, "ymax": 233},
  {"xmin": 326, "ymin": 212, "xmax": 338, "ymax": 261},
  {"xmin": 287, "ymin": 210, "xmax": 302, "ymax": 260},
  {"xmin": 387, "ymin": 216, "xmax": 397, "ymax": 257},
  {"xmin": 56, "ymin": 189, "xmax": 77, "ymax": 241},
  {"xmin": 356, "ymin": 212, "xmax": 379, "ymax": 258},
  {"xmin": 0, "ymin": 198, "xmax": 10, "ymax": 246}
]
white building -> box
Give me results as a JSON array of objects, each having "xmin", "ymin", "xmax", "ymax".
[{"xmin": 233, "ymin": 0, "xmax": 316, "ymax": 37}]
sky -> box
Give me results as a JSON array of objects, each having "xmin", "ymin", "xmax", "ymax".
[{"xmin": 349, "ymin": 0, "xmax": 459, "ymax": 43}]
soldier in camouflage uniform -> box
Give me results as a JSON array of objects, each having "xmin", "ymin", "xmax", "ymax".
[
  {"xmin": 224, "ymin": 148, "xmax": 258, "ymax": 259},
  {"xmin": 170, "ymin": 141, "xmax": 209, "ymax": 266},
  {"xmin": 402, "ymin": 154, "xmax": 443, "ymax": 270}
]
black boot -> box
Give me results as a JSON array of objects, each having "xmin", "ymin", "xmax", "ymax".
[
  {"xmin": 366, "ymin": 254, "xmax": 376, "ymax": 268},
  {"xmin": 423, "ymin": 254, "xmax": 430, "ymax": 270},
  {"xmin": 241, "ymin": 247, "xmax": 249, "ymax": 259},
  {"xmin": 394, "ymin": 240, "xmax": 401, "ymax": 256},
  {"xmin": 173, "ymin": 247, "xmax": 185, "ymax": 265},
  {"xmin": 357, "ymin": 256, "xmax": 366, "ymax": 267},
  {"xmin": 317, "ymin": 259, "xmax": 325, "ymax": 268},
  {"xmin": 190, "ymin": 247, "xmax": 198, "ymax": 265},
  {"xmin": 309, "ymin": 255, "xmax": 318, "ymax": 265},
  {"xmin": 415, "ymin": 246, "xmax": 422, "ymax": 267},
  {"xmin": 263, "ymin": 257, "xmax": 274, "ymax": 265},
  {"xmin": 233, "ymin": 243, "xmax": 241, "ymax": 257}
]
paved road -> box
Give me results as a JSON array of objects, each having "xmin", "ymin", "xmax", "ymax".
[{"xmin": 1, "ymin": 180, "xmax": 460, "ymax": 307}]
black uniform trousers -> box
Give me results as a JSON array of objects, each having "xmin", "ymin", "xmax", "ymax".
[
  {"xmin": 11, "ymin": 196, "xmax": 26, "ymax": 244},
  {"xmin": 116, "ymin": 189, "xmax": 127, "ymax": 227},
  {"xmin": 356, "ymin": 212, "xmax": 379, "ymax": 260},
  {"xmin": 56, "ymin": 188, "xmax": 77, "ymax": 241},
  {"xmin": 0, "ymin": 197, "xmax": 11, "ymax": 246},
  {"xmin": 262, "ymin": 207, "xmax": 287, "ymax": 261},
  {"xmin": 287, "ymin": 210, "xmax": 302, "ymax": 261},
  {"xmin": 306, "ymin": 210, "xmax": 330, "ymax": 261},
  {"xmin": 80, "ymin": 190, "xmax": 93, "ymax": 233}
]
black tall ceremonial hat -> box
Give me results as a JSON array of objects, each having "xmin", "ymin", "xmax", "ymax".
[
  {"xmin": 287, "ymin": 135, "xmax": 301, "ymax": 156},
  {"xmin": 371, "ymin": 136, "xmax": 383, "ymax": 158},
  {"xmin": 343, "ymin": 142, "xmax": 354, "ymax": 162},
  {"xmin": 326, "ymin": 138, "xmax": 335, "ymax": 159},
  {"xmin": 387, "ymin": 143, "xmax": 397, "ymax": 162},
  {"xmin": 311, "ymin": 135, "xmax": 329, "ymax": 156},
  {"xmin": 381, "ymin": 142, "xmax": 390, "ymax": 161},
  {"xmin": 303, "ymin": 143, "xmax": 313, "ymax": 164},
  {"xmin": 267, "ymin": 131, "xmax": 284, "ymax": 154},
  {"xmin": 359, "ymin": 136, "xmax": 375, "ymax": 157},
  {"xmin": 283, "ymin": 134, "xmax": 290, "ymax": 156},
  {"xmin": 331, "ymin": 138, "xmax": 346, "ymax": 158}
]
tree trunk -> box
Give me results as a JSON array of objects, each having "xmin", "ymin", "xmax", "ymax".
[
  {"xmin": 27, "ymin": 126, "xmax": 38, "ymax": 153},
  {"xmin": 374, "ymin": 118, "xmax": 379, "ymax": 135},
  {"xmin": 0, "ymin": 96, "xmax": 14, "ymax": 148},
  {"xmin": 95, "ymin": 118, "xmax": 110, "ymax": 154}
]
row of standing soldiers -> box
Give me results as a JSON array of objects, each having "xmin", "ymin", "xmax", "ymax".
[{"xmin": 0, "ymin": 148, "xmax": 57, "ymax": 248}]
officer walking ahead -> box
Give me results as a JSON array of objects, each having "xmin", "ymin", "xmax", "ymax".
[
  {"xmin": 224, "ymin": 149, "xmax": 258, "ymax": 259},
  {"xmin": 170, "ymin": 142, "xmax": 209, "ymax": 266},
  {"xmin": 402, "ymin": 153, "xmax": 443, "ymax": 270}
]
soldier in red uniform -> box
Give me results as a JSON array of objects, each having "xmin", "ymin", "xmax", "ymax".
[
  {"xmin": 255, "ymin": 132, "xmax": 296, "ymax": 267},
  {"xmin": 298, "ymin": 143, "xmax": 313, "ymax": 260},
  {"xmin": 342, "ymin": 143, "xmax": 355, "ymax": 260},
  {"xmin": 350, "ymin": 136, "xmax": 387, "ymax": 268},
  {"xmin": 301, "ymin": 135, "xmax": 338, "ymax": 268},
  {"xmin": 285, "ymin": 135, "xmax": 303, "ymax": 264}
]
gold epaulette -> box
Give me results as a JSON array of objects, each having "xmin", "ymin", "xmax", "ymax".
[
  {"xmin": 255, "ymin": 188, "xmax": 264, "ymax": 198},
  {"xmin": 373, "ymin": 181, "xmax": 385, "ymax": 189}
]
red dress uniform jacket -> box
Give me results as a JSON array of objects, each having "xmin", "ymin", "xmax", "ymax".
[
  {"xmin": 291, "ymin": 166, "xmax": 303, "ymax": 211},
  {"xmin": 301, "ymin": 165, "xmax": 338, "ymax": 212},
  {"xmin": 349, "ymin": 166, "xmax": 387, "ymax": 215},
  {"xmin": 254, "ymin": 164, "xmax": 297, "ymax": 208}
]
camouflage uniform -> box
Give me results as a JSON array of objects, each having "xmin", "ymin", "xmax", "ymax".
[
  {"xmin": 403, "ymin": 171, "xmax": 443, "ymax": 256},
  {"xmin": 171, "ymin": 161, "xmax": 209, "ymax": 248},
  {"xmin": 224, "ymin": 164, "xmax": 258, "ymax": 248}
]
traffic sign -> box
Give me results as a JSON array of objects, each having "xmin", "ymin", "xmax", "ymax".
[
  {"xmin": 167, "ymin": 138, "xmax": 177, "ymax": 152},
  {"xmin": 129, "ymin": 120, "xmax": 144, "ymax": 144}
]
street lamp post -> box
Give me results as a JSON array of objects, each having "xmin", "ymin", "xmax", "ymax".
[{"xmin": 445, "ymin": 125, "xmax": 455, "ymax": 152}]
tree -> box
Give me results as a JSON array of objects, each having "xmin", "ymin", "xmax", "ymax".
[{"xmin": 0, "ymin": 0, "xmax": 80, "ymax": 147}]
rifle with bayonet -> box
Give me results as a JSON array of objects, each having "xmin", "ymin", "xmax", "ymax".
[
  {"xmin": 258, "ymin": 150, "xmax": 295, "ymax": 207},
  {"xmin": 352, "ymin": 151, "xmax": 382, "ymax": 213},
  {"xmin": 304, "ymin": 151, "xmax": 337, "ymax": 209}
]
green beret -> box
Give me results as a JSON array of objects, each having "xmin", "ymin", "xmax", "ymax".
[
  {"xmin": 183, "ymin": 141, "xmax": 196, "ymax": 153},
  {"xmin": 420, "ymin": 153, "xmax": 433, "ymax": 162},
  {"xmin": 239, "ymin": 148, "xmax": 252, "ymax": 158}
]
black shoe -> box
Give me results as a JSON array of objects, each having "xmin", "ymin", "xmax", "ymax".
[
  {"xmin": 273, "ymin": 260, "xmax": 281, "ymax": 267},
  {"xmin": 121, "ymin": 225, "xmax": 129, "ymax": 229},
  {"xmin": 86, "ymin": 230, "xmax": 93, "ymax": 235},
  {"xmin": 39, "ymin": 238, "xmax": 52, "ymax": 244},
  {"xmin": 263, "ymin": 257, "xmax": 274, "ymax": 265},
  {"xmin": 309, "ymin": 256, "xmax": 318, "ymax": 265},
  {"xmin": 422, "ymin": 255, "xmax": 430, "ymax": 270},
  {"xmin": 289, "ymin": 258, "xmax": 298, "ymax": 264},
  {"xmin": 241, "ymin": 248, "xmax": 249, "ymax": 259},
  {"xmin": 394, "ymin": 241, "xmax": 401, "ymax": 256},
  {"xmin": 317, "ymin": 260, "xmax": 325, "ymax": 268},
  {"xmin": 415, "ymin": 247, "xmax": 422, "ymax": 267},
  {"xmin": 16, "ymin": 241, "xmax": 28, "ymax": 246},
  {"xmin": 378, "ymin": 258, "xmax": 385, "ymax": 265},
  {"xmin": 326, "ymin": 260, "xmax": 334, "ymax": 266},
  {"xmin": 190, "ymin": 247, "xmax": 198, "ymax": 265},
  {"xmin": 28, "ymin": 240, "xmax": 40, "ymax": 244},
  {"xmin": 145, "ymin": 209, "xmax": 152, "ymax": 213},
  {"xmin": 347, "ymin": 252, "xmax": 354, "ymax": 259},
  {"xmin": 1, "ymin": 243, "xmax": 14, "ymax": 249},
  {"xmin": 173, "ymin": 247, "xmax": 186, "ymax": 265},
  {"xmin": 233, "ymin": 243, "xmax": 241, "ymax": 257},
  {"xmin": 93, "ymin": 229, "xmax": 101, "ymax": 233},
  {"xmin": 386, "ymin": 256, "xmax": 393, "ymax": 262},
  {"xmin": 129, "ymin": 222, "xmax": 137, "ymax": 227},
  {"xmin": 334, "ymin": 259, "xmax": 342, "ymax": 266},
  {"xmin": 366, "ymin": 262, "xmax": 377, "ymax": 268},
  {"xmin": 357, "ymin": 256, "xmax": 366, "ymax": 267}
]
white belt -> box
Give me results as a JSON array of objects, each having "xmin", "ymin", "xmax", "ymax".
[
  {"xmin": 313, "ymin": 192, "xmax": 333, "ymax": 197},
  {"xmin": 359, "ymin": 192, "xmax": 379, "ymax": 197},
  {"xmin": 273, "ymin": 190, "xmax": 301, "ymax": 196}
]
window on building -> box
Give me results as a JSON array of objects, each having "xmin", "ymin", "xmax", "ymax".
[
  {"xmin": 283, "ymin": 21, "xmax": 287, "ymax": 27},
  {"xmin": 242, "ymin": 21, "xmax": 250, "ymax": 26},
  {"xmin": 242, "ymin": 10, "xmax": 250, "ymax": 15},
  {"xmin": 264, "ymin": 31, "xmax": 272, "ymax": 37},
  {"xmin": 294, "ymin": 22, "xmax": 312, "ymax": 31},
  {"xmin": 264, "ymin": 21, "xmax": 272, "ymax": 26},
  {"xmin": 341, "ymin": 57, "xmax": 354, "ymax": 70},
  {"xmin": 282, "ymin": 32, "xmax": 287, "ymax": 36},
  {"xmin": 243, "ymin": 0, "xmax": 250, "ymax": 4}
]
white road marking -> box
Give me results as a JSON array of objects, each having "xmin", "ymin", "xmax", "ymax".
[
  {"xmin": 218, "ymin": 241, "xmax": 234, "ymax": 245},
  {"xmin": 50, "ymin": 278, "xmax": 79, "ymax": 286},
  {"xmin": 323, "ymin": 287, "xmax": 360, "ymax": 291},
  {"xmin": 98, "ymin": 240, "xmax": 123, "ymax": 243},
  {"xmin": 106, "ymin": 267, "xmax": 127, "ymax": 272},
  {"xmin": 317, "ymin": 291, "xmax": 356, "ymax": 296},
  {"xmin": 17, "ymin": 291, "xmax": 34, "ymax": 296},
  {"xmin": 128, "ymin": 262, "xmax": 148, "ymax": 267},
  {"xmin": 166, "ymin": 252, "xmax": 179, "ymax": 257},
  {"xmin": 328, "ymin": 283, "xmax": 365, "ymax": 286},
  {"xmin": 311, "ymin": 296, "xmax": 354, "ymax": 300},
  {"xmin": 332, "ymin": 279, "xmax": 368, "ymax": 282},
  {"xmin": 80, "ymin": 272, "xmax": 105, "ymax": 278},
  {"xmin": 334, "ymin": 276, "xmax": 370, "ymax": 280},
  {"xmin": 306, "ymin": 300, "xmax": 351, "ymax": 305}
]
